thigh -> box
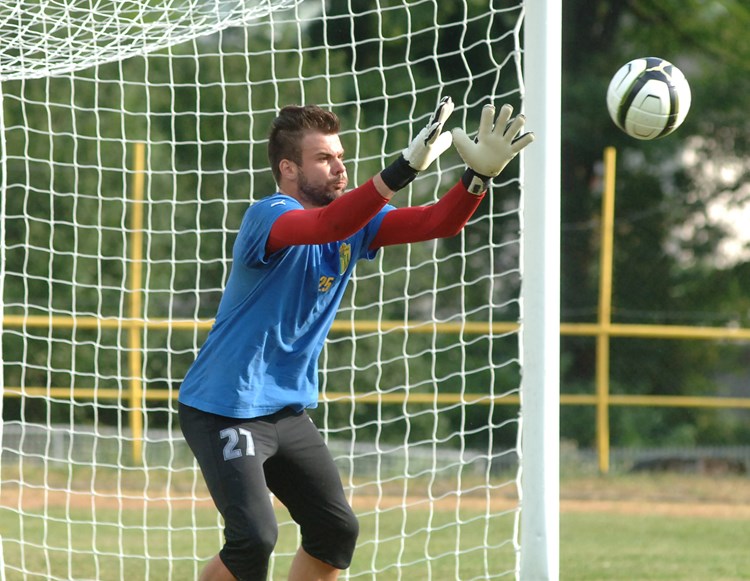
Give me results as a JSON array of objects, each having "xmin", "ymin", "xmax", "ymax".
[
  {"xmin": 264, "ymin": 411, "xmax": 354, "ymax": 533},
  {"xmin": 178, "ymin": 403, "xmax": 278, "ymax": 538}
]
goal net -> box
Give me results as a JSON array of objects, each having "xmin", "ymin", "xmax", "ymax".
[{"xmin": 0, "ymin": 1, "xmax": 558, "ymax": 579}]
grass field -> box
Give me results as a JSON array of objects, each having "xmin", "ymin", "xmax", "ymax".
[
  {"xmin": 1, "ymin": 473, "xmax": 749, "ymax": 580},
  {"xmin": 559, "ymin": 473, "xmax": 750, "ymax": 581}
]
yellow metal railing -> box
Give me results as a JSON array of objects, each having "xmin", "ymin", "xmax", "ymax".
[
  {"xmin": 129, "ymin": 141, "xmax": 146, "ymax": 461},
  {"xmin": 596, "ymin": 147, "xmax": 617, "ymax": 473},
  {"xmin": 3, "ymin": 146, "xmax": 750, "ymax": 471}
]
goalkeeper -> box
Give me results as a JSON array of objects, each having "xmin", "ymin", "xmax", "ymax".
[{"xmin": 178, "ymin": 97, "xmax": 533, "ymax": 581}]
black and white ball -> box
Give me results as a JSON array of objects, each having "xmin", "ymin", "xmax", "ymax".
[{"xmin": 606, "ymin": 57, "xmax": 691, "ymax": 140}]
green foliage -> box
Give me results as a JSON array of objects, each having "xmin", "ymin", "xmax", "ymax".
[{"xmin": 560, "ymin": 0, "xmax": 750, "ymax": 446}]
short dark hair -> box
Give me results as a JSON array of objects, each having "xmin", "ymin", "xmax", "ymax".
[{"xmin": 267, "ymin": 105, "xmax": 341, "ymax": 184}]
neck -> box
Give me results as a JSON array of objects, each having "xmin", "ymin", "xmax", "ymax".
[{"xmin": 278, "ymin": 183, "xmax": 318, "ymax": 209}]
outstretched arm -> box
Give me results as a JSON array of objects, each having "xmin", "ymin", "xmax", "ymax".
[
  {"xmin": 371, "ymin": 101, "xmax": 535, "ymax": 249},
  {"xmin": 267, "ymin": 178, "xmax": 389, "ymax": 254},
  {"xmin": 369, "ymin": 181, "xmax": 483, "ymax": 249},
  {"xmin": 266, "ymin": 97, "xmax": 455, "ymax": 255}
]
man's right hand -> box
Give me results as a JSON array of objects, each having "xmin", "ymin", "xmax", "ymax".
[
  {"xmin": 401, "ymin": 96, "xmax": 454, "ymax": 172},
  {"xmin": 379, "ymin": 96, "xmax": 454, "ymax": 192}
]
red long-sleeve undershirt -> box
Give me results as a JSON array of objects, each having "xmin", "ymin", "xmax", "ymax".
[
  {"xmin": 266, "ymin": 178, "xmax": 485, "ymax": 255},
  {"xmin": 370, "ymin": 181, "xmax": 484, "ymax": 249}
]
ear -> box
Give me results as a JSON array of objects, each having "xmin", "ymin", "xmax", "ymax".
[{"xmin": 279, "ymin": 159, "xmax": 298, "ymax": 182}]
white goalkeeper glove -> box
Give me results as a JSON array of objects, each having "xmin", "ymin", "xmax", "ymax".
[
  {"xmin": 452, "ymin": 103, "xmax": 535, "ymax": 195},
  {"xmin": 380, "ymin": 96, "xmax": 454, "ymax": 191}
]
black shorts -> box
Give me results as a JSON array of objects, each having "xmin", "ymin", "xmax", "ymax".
[{"xmin": 179, "ymin": 403, "xmax": 358, "ymax": 580}]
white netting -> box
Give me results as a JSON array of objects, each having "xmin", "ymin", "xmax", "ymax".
[
  {"xmin": 1, "ymin": 1, "xmax": 527, "ymax": 579},
  {"xmin": 0, "ymin": 0, "xmax": 302, "ymax": 81}
]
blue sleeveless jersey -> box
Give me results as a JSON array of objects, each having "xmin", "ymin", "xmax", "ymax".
[{"xmin": 178, "ymin": 193, "xmax": 393, "ymax": 418}]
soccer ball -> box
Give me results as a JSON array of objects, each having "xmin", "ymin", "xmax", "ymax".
[{"xmin": 606, "ymin": 57, "xmax": 691, "ymax": 140}]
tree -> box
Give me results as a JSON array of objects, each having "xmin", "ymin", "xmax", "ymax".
[{"xmin": 561, "ymin": 0, "xmax": 750, "ymax": 446}]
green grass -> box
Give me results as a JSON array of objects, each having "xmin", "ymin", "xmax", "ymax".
[
  {"xmin": 2, "ymin": 474, "xmax": 750, "ymax": 580},
  {"xmin": 0, "ymin": 502, "xmax": 518, "ymax": 580},
  {"xmin": 0, "ymin": 504, "xmax": 220, "ymax": 580},
  {"xmin": 561, "ymin": 512, "xmax": 750, "ymax": 581}
]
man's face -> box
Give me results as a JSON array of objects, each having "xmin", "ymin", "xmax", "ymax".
[{"xmin": 294, "ymin": 132, "xmax": 348, "ymax": 207}]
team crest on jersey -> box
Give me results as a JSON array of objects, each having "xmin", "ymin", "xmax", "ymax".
[{"xmin": 339, "ymin": 243, "xmax": 351, "ymax": 275}]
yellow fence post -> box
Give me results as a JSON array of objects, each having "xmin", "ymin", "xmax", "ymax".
[
  {"xmin": 596, "ymin": 147, "xmax": 617, "ymax": 474},
  {"xmin": 129, "ymin": 142, "xmax": 146, "ymax": 464}
]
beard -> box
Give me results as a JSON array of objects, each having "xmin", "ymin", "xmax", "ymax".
[{"xmin": 298, "ymin": 171, "xmax": 347, "ymax": 207}]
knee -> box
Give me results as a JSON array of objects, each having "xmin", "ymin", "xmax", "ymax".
[
  {"xmin": 339, "ymin": 508, "xmax": 360, "ymax": 547},
  {"xmin": 221, "ymin": 524, "xmax": 278, "ymax": 580},
  {"xmin": 303, "ymin": 508, "xmax": 359, "ymax": 569},
  {"xmin": 330, "ymin": 507, "xmax": 360, "ymax": 549}
]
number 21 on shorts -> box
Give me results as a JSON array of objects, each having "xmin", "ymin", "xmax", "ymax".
[{"xmin": 220, "ymin": 427, "xmax": 255, "ymax": 460}]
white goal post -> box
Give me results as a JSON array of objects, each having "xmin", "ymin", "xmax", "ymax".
[
  {"xmin": 0, "ymin": 1, "xmax": 560, "ymax": 580},
  {"xmin": 520, "ymin": 1, "xmax": 561, "ymax": 579}
]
